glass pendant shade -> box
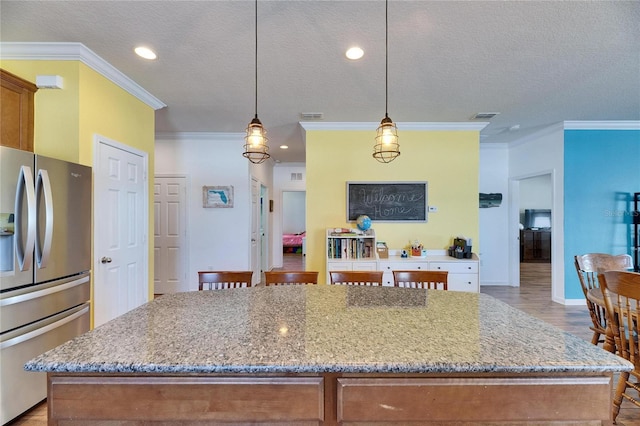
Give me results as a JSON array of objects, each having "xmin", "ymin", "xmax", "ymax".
[
  {"xmin": 243, "ymin": 116, "xmax": 270, "ymax": 164},
  {"xmin": 373, "ymin": 114, "xmax": 400, "ymax": 163}
]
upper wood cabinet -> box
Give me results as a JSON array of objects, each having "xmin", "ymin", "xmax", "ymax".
[{"xmin": 1, "ymin": 69, "xmax": 38, "ymax": 152}]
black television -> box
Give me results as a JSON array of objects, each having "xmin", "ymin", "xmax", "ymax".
[{"xmin": 524, "ymin": 209, "xmax": 551, "ymax": 229}]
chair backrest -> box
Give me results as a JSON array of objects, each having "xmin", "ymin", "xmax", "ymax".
[
  {"xmin": 198, "ymin": 271, "xmax": 253, "ymax": 290},
  {"xmin": 264, "ymin": 271, "xmax": 318, "ymax": 286},
  {"xmin": 329, "ymin": 271, "xmax": 383, "ymax": 286},
  {"xmin": 599, "ymin": 270, "xmax": 640, "ymax": 365},
  {"xmin": 393, "ymin": 270, "xmax": 448, "ymax": 290},
  {"xmin": 574, "ymin": 253, "xmax": 633, "ymax": 296}
]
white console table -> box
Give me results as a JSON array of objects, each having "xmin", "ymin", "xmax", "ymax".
[
  {"xmin": 378, "ymin": 253, "xmax": 479, "ymax": 292},
  {"xmin": 326, "ymin": 249, "xmax": 479, "ymax": 292}
]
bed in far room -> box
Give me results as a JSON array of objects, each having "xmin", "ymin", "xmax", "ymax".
[{"xmin": 283, "ymin": 231, "xmax": 305, "ymax": 254}]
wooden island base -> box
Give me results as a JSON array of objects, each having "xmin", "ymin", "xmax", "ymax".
[{"xmin": 47, "ymin": 371, "xmax": 612, "ymax": 425}]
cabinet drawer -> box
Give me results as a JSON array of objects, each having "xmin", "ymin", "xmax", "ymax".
[
  {"xmin": 379, "ymin": 262, "xmax": 428, "ymax": 272},
  {"xmin": 448, "ymin": 274, "xmax": 479, "ymax": 292},
  {"xmin": 49, "ymin": 376, "xmax": 324, "ymax": 422},
  {"xmin": 337, "ymin": 377, "xmax": 610, "ymax": 422},
  {"xmin": 429, "ymin": 261, "xmax": 478, "ymax": 274},
  {"xmin": 352, "ymin": 262, "xmax": 378, "ymax": 271},
  {"xmin": 327, "ymin": 262, "xmax": 352, "ymax": 272}
]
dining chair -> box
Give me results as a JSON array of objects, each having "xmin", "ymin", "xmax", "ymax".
[
  {"xmin": 198, "ymin": 271, "xmax": 253, "ymax": 290},
  {"xmin": 264, "ymin": 271, "xmax": 318, "ymax": 286},
  {"xmin": 393, "ymin": 270, "xmax": 448, "ymax": 290},
  {"xmin": 574, "ymin": 253, "xmax": 633, "ymax": 346},
  {"xmin": 329, "ymin": 271, "xmax": 383, "ymax": 286},
  {"xmin": 598, "ymin": 270, "xmax": 640, "ymax": 423}
]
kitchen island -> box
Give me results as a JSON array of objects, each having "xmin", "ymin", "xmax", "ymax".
[{"xmin": 26, "ymin": 285, "xmax": 630, "ymax": 425}]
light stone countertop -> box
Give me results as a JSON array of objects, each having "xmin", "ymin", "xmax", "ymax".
[{"xmin": 25, "ymin": 285, "xmax": 631, "ymax": 375}]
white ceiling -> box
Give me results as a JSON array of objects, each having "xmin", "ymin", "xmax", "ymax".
[{"xmin": 1, "ymin": 0, "xmax": 639, "ymax": 163}]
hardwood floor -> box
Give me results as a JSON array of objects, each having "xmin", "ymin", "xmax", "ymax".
[{"xmin": 9, "ymin": 259, "xmax": 638, "ymax": 425}]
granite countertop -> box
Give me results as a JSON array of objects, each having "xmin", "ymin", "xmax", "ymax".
[{"xmin": 25, "ymin": 285, "xmax": 631, "ymax": 375}]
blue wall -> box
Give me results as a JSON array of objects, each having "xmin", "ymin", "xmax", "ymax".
[{"xmin": 564, "ymin": 129, "xmax": 640, "ymax": 299}]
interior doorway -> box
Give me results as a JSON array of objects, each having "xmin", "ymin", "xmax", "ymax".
[
  {"xmin": 281, "ymin": 191, "xmax": 306, "ymax": 268},
  {"xmin": 514, "ymin": 174, "xmax": 553, "ymax": 295},
  {"xmin": 260, "ymin": 183, "xmax": 268, "ymax": 280}
]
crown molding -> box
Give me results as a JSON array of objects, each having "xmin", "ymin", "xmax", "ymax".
[
  {"xmin": 0, "ymin": 42, "xmax": 166, "ymax": 110},
  {"xmin": 564, "ymin": 120, "xmax": 640, "ymax": 130},
  {"xmin": 299, "ymin": 121, "xmax": 489, "ymax": 131}
]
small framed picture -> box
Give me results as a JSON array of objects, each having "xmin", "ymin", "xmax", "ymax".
[{"xmin": 203, "ymin": 185, "xmax": 234, "ymax": 208}]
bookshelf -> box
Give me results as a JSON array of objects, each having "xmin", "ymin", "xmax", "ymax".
[{"xmin": 326, "ymin": 228, "xmax": 377, "ymax": 283}]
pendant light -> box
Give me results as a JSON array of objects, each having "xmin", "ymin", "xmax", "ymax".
[
  {"xmin": 373, "ymin": 0, "xmax": 400, "ymax": 163},
  {"xmin": 243, "ymin": 0, "xmax": 270, "ymax": 164}
]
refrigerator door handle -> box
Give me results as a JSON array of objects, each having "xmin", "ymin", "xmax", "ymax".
[
  {"xmin": 15, "ymin": 166, "xmax": 36, "ymax": 271},
  {"xmin": 0, "ymin": 274, "xmax": 90, "ymax": 306},
  {"xmin": 35, "ymin": 169, "xmax": 54, "ymax": 268}
]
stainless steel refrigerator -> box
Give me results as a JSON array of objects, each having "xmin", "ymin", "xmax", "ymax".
[{"xmin": 0, "ymin": 146, "xmax": 91, "ymax": 424}]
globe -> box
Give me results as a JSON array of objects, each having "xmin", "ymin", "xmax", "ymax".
[{"xmin": 356, "ymin": 215, "xmax": 372, "ymax": 231}]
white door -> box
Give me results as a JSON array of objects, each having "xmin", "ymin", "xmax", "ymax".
[
  {"xmin": 251, "ymin": 178, "xmax": 260, "ymax": 285},
  {"xmin": 94, "ymin": 137, "xmax": 148, "ymax": 327},
  {"xmin": 154, "ymin": 176, "xmax": 187, "ymax": 294}
]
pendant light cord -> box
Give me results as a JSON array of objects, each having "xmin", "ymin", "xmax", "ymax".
[
  {"xmin": 254, "ymin": 0, "xmax": 258, "ymax": 118},
  {"xmin": 385, "ymin": 0, "xmax": 389, "ymax": 118}
]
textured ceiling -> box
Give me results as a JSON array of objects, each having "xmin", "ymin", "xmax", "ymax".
[{"xmin": 1, "ymin": 0, "xmax": 639, "ymax": 163}]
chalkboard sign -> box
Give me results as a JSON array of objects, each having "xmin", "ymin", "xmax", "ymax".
[{"xmin": 347, "ymin": 182, "xmax": 428, "ymax": 222}]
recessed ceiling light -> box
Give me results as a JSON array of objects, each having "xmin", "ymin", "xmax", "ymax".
[
  {"xmin": 345, "ymin": 47, "xmax": 364, "ymax": 60},
  {"xmin": 134, "ymin": 46, "xmax": 157, "ymax": 60},
  {"xmin": 280, "ymin": 145, "xmax": 289, "ymax": 149}
]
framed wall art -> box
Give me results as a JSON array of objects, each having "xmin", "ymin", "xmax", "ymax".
[
  {"xmin": 346, "ymin": 181, "xmax": 428, "ymax": 222},
  {"xmin": 203, "ymin": 185, "xmax": 234, "ymax": 208}
]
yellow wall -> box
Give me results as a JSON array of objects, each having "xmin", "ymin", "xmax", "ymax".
[
  {"xmin": 1, "ymin": 60, "xmax": 156, "ymax": 312},
  {"xmin": 306, "ymin": 129, "xmax": 480, "ymax": 281}
]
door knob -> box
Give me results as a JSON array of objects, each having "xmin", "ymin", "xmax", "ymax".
[{"xmin": 101, "ymin": 256, "xmax": 112, "ymax": 264}]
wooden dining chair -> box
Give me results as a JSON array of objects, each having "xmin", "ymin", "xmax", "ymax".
[
  {"xmin": 598, "ymin": 270, "xmax": 640, "ymax": 423},
  {"xmin": 393, "ymin": 270, "xmax": 448, "ymax": 290},
  {"xmin": 198, "ymin": 271, "xmax": 253, "ymax": 290},
  {"xmin": 329, "ymin": 271, "xmax": 383, "ymax": 286},
  {"xmin": 264, "ymin": 271, "xmax": 318, "ymax": 286},
  {"xmin": 574, "ymin": 253, "xmax": 633, "ymax": 346}
]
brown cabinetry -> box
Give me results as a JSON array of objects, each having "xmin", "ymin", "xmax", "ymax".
[
  {"xmin": 521, "ymin": 229, "xmax": 551, "ymax": 262},
  {"xmin": 1, "ymin": 69, "xmax": 37, "ymax": 152}
]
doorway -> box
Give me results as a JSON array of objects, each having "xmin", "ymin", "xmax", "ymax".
[
  {"xmin": 513, "ymin": 173, "xmax": 553, "ymax": 296},
  {"xmin": 281, "ymin": 191, "xmax": 306, "ymax": 267}
]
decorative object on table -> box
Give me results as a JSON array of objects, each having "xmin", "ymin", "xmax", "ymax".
[
  {"xmin": 376, "ymin": 242, "xmax": 388, "ymax": 259},
  {"xmin": 202, "ymin": 185, "xmax": 234, "ymax": 208},
  {"xmin": 448, "ymin": 236, "xmax": 472, "ymax": 259},
  {"xmin": 356, "ymin": 214, "xmax": 372, "ymax": 231},
  {"xmin": 479, "ymin": 192, "xmax": 503, "ymax": 208},
  {"xmin": 347, "ymin": 181, "xmax": 427, "ymax": 222},
  {"xmin": 372, "ymin": 0, "xmax": 400, "ymax": 163},
  {"xmin": 242, "ymin": 0, "xmax": 270, "ymax": 164},
  {"xmin": 400, "ymin": 249, "xmax": 408, "ymax": 258},
  {"xmin": 410, "ymin": 240, "xmax": 424, "ymax": 257}
]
